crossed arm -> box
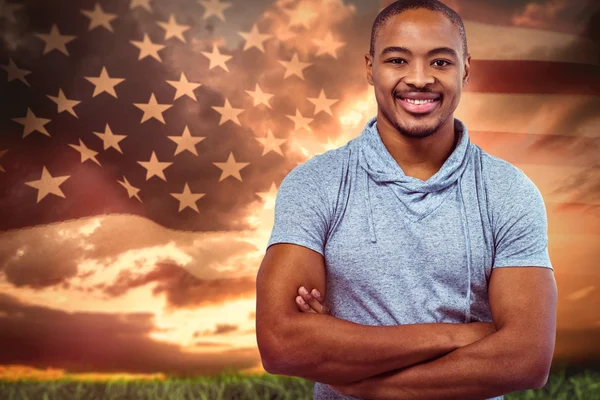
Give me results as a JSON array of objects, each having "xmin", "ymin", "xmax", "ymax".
[{"xmin": 296, "ymin": 266, "xmax": 557, "ymax": 400}]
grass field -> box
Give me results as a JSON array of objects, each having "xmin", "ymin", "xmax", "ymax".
[{"xmin": 1, "ymin": 365, "xmax": 599, "ymax": 399}]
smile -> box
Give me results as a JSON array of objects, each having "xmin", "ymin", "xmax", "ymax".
[{"xmin": 397, "ymin": 97, "xmax": 441, "ymax": 115}]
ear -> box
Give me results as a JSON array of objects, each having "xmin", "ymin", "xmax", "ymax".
[
  {"xmin": 365, "ymin": 53, "xmax": 374, "ymax": 86},
  {"xmin": 462, "ymin": 53, "xmax": 471, "ymax": 87}
]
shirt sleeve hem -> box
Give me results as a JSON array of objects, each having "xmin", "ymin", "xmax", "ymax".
[
  {"xmin": 266, "ymin": 235, "xmax": 325, "ymax": 257},
  {"xmin": 493, "ymin": 258, "xmax": 553, "ymax": 270}
]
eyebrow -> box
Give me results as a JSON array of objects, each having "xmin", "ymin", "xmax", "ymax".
[{"xmin": 380, "ymin": 46, "xmax": 458, "ymax": 59}]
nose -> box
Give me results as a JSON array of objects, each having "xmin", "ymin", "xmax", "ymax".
[{"xmin": 403, "ymin": 60, "xmax": 434, "ymax": 87}]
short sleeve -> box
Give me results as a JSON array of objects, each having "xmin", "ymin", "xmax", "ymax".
[
  {"xmin": 492, "ymin": 169, "xmax": 553, "ymax": 270},
  {"xmin": 266, "ymin": 161, "xmax": 330, "ymax": 256}
]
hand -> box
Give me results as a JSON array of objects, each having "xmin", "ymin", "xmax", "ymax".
[{"xmin": 295, "ymin": 286, "xmax": 331, "ymax": 315}]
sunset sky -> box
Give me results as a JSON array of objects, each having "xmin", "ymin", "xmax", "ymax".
[{"xmin": 0, "ymin": 0, "xmax": 598, "ymax": 379}]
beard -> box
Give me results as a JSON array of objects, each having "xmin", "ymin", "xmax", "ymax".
[
  {"xmin": 387, "ymin": 103, "xmax": 448, "ymax": 139},
  {"xmin": 392, "ymin": 117, "xmax": 443, "ymax": 138}
]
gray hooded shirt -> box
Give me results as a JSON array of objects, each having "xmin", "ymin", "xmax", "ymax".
[{"xmin": 266, "ymin": 115, "xmax": 553, "ymax": 400}]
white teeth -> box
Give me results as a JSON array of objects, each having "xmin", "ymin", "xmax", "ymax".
[{"xmin": 404, "ymin": 98, "xmax": 436, "ymax": 105}]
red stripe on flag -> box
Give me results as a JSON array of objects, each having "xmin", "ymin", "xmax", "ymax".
[
  {"xmin": 465, "ymin": 60, "xmax": 600, "ymax": 95},
  {"xmin": 469, "ymin": 130, "xmax": 599, "ymax": 167}
]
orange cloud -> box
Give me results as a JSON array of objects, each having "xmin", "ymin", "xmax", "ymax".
[{"xmin": 0, "ymin": 293, "xmax": 261, "ymax": 376}]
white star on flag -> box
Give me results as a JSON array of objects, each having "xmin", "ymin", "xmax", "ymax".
[
  {"xmin": 134, "ymin": 93, "xmax": 173, "ymax": 124},
  {"xmin": 80, "ymin": 3, "xmax": 118, "ymax": 32},
  {"xmin": 286, "ymin": 108, "xmax": 314, "ymax": 133},
  {"xmin": 282, "ymin": 4, "xmax": 317, "ymax": 29},
  {"xmin": 92, "ymin": 124, "xmax": 127, "ymax": 153},
  {"xmin": 35, "ymin": 24, "xmax": 76, "ymax": 56},
  {"xmin": 68, "ymin": 139, "xmax": 101, "ymax": 166},
  {"xmin": 245, "ymin": 83, "xmax": 274, "ymax": 108},
  {"xmin": 307, "ymin": 89, "xmax": 339, "ymax": 116},
  {"xmin": 238, "ymin": 24, "xmax": 273, "ymax": 52},
  {"xmin": 137, "ymin": 151, "xmax": 173, "ymax": 181},
  {"xmin": 167, "ymin": 126, "xmax": 206, "ymax": 156},
  {"xmin": 1, "ymin": 57, "xmax": 31, "ymax": 86},
  {"xmin": 130, "ymin": 34, "xmax": 165, "ymax": 61},
  {"xmin": 157, "ymin": 14, "xmax": 191, "ymax": 42},
  {"xmin": 255, "ymin": 129, "xmax": 288, "ymax": 156},
  {"xmin": 198, "ymin": 0, "xmax": 232, "ymax": 21},
  {"xmin": 170, "ymin": 183, "xmax": 206, "ymax": 212},
  {"xmin": 84, "ymin": 66, "xmax": 125, "ymax": 98},
  {"xmin": 166, "ymin": 72, "xmax": 202, "ymax": 101},
  {"xmin": 24, "ymin": 166, "xmax": 70, "ymax": 203},
  {"xmin": 11, "ymin": 108, "xmax": 52, "ymax": 138},
  {"xmin": 117, "ymin": 176, "xmax": 142, "ymax": 202},
  {"xmin": 213, "ymin": 152, "xmax": 249, "ymax": 182},
  {"xmin": 313, "ymin": 31, "xmax": 346, "ymax": 58},
  {"xmin": 47, "ymin": 89, "xmax": 81, "ymax": 118},
  {"xmin": 211, "ymin": 98, "xmax": 244, "ymax": 126},
  {"xmin": 279, "ymin": 52, "xmax": 312, "ymax": 79},
  {"xmin": 200, "ymin": 44, "xmax": 233, "ymax": 72}
]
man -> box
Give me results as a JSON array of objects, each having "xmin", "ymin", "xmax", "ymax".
[{"xmin": 255, "ymin": 1, "xmax": 557, "ymax": 399}]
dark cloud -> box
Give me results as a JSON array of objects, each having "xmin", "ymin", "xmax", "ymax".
[
  {"xmin": 213, "ymin": 323, "xmax": 239, "ymax": 335},
  {"xmin": 193, "ymin": 341, "xmax": 233, "ymax": 347},
  {"xmin": 153, "ymin": 264, "xmax": 256, "ymax": 309},
  {"xmin": 509, "ymin": 0, "xmax": 600, "ymax": 34},
  {"xmin": 444, "ymin": 0, "xmax": 599, "ymax": 37},
  {"xmin": 0, "ymin": 215, "xmax": 260, "ymax": 293},
  {"xmin": 98, "ymin": 262, "xmax": 185, "ymax": 297},
  {"xmin": 0, "ymin": 293, "xmax": 260, "ymax": 376},
  {"xmin": 0, "ymin": 228, "xmax": 80, "ymax": 289},
  {"xmin": 193, "ymin": 323, "xmax": 239, "ymax": 337},
  {"xmin": 99, "ymin": 263, "xmax": 256, "ymax": 309}
]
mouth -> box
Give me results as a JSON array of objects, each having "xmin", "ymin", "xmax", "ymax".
[{"xmin": 396, "ymin": 96, "xmax": 441, "ymax": 115}]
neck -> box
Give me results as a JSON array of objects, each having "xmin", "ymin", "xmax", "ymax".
[{"xmin": 375, "ymin": 113, "xmax": 458, "ymax": 180}]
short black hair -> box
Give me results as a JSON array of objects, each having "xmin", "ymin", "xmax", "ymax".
[{"xmin": 369, "ymin": 0, "xmax": 468, "ymax": 59}]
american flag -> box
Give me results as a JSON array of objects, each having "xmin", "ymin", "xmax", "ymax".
[{"xmin": 0, "ymin": 0, "xmax": 598, "ymax": 377}]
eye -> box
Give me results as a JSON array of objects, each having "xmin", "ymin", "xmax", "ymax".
[
  {"xmin": 433, "ymin": 60, "xmax": 452, "ymax": 67},
  {"xmin": 388, "ymin": 58, "xmax": 406, "ymax": 64}
]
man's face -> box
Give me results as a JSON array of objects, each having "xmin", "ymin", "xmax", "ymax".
[{"xmin": 366, "ymin": 9, "xmax": 470, "ymax": 139}]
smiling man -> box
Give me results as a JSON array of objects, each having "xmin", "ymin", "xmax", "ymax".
[{"xmin": 256, "ymin": 1, "xmax": 557, "ymax": 399}]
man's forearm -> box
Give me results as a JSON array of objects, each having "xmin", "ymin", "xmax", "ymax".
[
  {"xmin": 267, "ymin": 313, "xmax": 464, "ymax": 385},
  {"xmin": 360, "ymin": 326, "xmax": 543, "ymax": 400}
]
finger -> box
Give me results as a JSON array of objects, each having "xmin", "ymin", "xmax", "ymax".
[
  {"xmin": 299, "ymin": 287, "xmax": 326, "ymax": 314},
  {"xmin": 296, "ymin": 295, "xmax": 316, "ymax": 313},
  {"xmin": 296, "ymin": 296, "xmax": 316, "ymax": 313},
  {"xmin": 311, "ymin": 288, "xmax": 323, "ymax": 302},
  {"xmin": 310, "ymin": 289, "xmax": 330, "ymax": 314},
  {"xmin": 308, "ymin": 288, "xmax": 330, "ymax": 315}
]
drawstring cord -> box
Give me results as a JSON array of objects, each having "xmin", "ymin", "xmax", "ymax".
[
  {"xmin": 365, "ymin": 170, "xmax": 377, "ymax": 243},
  {"xmin": 457, "ymin": 175, "xmax": 472, "ymax": 323}
]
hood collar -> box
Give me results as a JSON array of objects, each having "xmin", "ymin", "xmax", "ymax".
[
  {"xmin": 358, "ymin": 116, "xmax": 473, "ymax": 233},
  {"xmin": 358, "ymin": 115, "xmax": 472, "ymax": 192}
]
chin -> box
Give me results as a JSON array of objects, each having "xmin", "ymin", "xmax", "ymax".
[
  {"xmin": 394, "ymin": 117, "xmax": 442, "ymax": 138},
  {"xmin": 396, "ymin": 125, "xmax": 437, "ymax": 138}
]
